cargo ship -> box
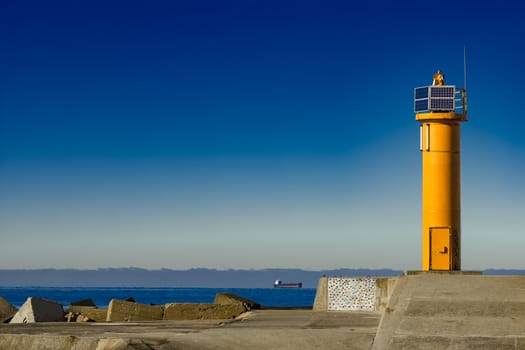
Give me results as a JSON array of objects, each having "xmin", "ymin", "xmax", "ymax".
[{"xmin": 274, "ymin": 279, "xmax": 302, "ymax": 288}]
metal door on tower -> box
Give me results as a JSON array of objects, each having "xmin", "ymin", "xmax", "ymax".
[{"xmin": 429, "ymin": 227, "xmax": 451, "ymax": 270}]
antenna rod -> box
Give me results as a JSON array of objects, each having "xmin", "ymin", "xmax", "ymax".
[{"xmin": 463, "ymin": 46, "xmax": 467, "ymax": 90}]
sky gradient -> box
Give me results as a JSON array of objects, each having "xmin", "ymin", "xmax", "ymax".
[{"xmin": 1, "ymin": 0, "xmax": 524, "ymax": 270}]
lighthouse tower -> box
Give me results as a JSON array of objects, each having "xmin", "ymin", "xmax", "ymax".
[{"xmin": 414, "ymin": 70, "xmax": 467, "ymax": 271}]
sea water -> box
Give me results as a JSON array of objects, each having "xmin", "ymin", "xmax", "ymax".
[{"xmin": 0, "ymin": 287, "xmax": 316, "ymax": 308}]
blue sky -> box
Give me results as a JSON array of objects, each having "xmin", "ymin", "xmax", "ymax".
[{"xmin": 1, "ymin": 0, "xmax": 524, "ymax": 270}]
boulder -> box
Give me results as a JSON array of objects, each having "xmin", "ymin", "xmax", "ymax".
[
  {"xmin": 65, "ymin": 312, "xmax": 77, "ymax": 322},
  {"xmin": 214, "ymin": 292, "xmax": 261, "ymax": 310},
  {"xmin": 10, "ymin": 297, "xmax": 64, "ymax": 323},
  {"xmin": 0, "ymin": 297, "xmax": 18, "ymax": 323},
  {"xmin": 163, "ymin": 303, "xmax": 247, "ymax": 320},
  {"xmin": 76, "ymin": 314, "xmax": 95, "ymax": 322},
  {"xmin": 106, "ymin": 299, "xmax": 163, "ymax": 322}
]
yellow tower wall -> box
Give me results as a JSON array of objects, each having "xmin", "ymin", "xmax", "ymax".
[{"xmin": 417, "ymin": 112, "xmax": 463, "ymax": 271}]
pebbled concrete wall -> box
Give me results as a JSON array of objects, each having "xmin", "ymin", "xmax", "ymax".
[
  {"xmin": 327, "ymin": 277, "xmax": 377, "ymax": 311},
  {"xmin": 313, "ymin": 277, "xmax": 396, "ymax": 312}
]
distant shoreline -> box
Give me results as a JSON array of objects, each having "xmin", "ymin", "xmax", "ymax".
[
  {"xmin": 0, "ymin": 268, "xmax": 402, "ymax": 288},
  {"xmin": 0, "ymin": 268, "xmax": 522, "ymax": 288}
]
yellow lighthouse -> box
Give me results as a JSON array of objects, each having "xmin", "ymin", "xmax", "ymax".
[{"xmin": 414, "ymin": 70, "xmax": 467, "ymax": 271}]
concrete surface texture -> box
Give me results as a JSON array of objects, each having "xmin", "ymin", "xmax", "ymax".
[
  {"xmin": 164, "ymin": 303, "xmax": 247, "ymax": 320},
  {"xmin": 372, "ymin": 274, "xmax": 525, "ymax": 349},
  {"xmin": 0, "ymin": 309, "xmax": 381, "ymax": 349},
  {"xmin": 10, "ymin": 297, "xmax": 65, "ymax": 323}
]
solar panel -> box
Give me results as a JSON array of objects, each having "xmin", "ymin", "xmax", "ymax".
[
  {"xmin": 415, "ymin": 99, "xmax": 429, "ymax": 113},
  {"xmin": 414, "ymin": 85, "xmax": 456, "ymax": 112},
  {"xmin": 414, "ymin": 87, "xmax": 429, "ymax": 112},
  {"xmin": 430, "ymin": 98, "xmax": 454, "ymax": 110},
  {"xmin": 430, "ymin": 86, "xmax": 454, "ymax": 98},
  {"xmin": 415, "ymin": 87, "xmax": 429, "ymax": 99}
]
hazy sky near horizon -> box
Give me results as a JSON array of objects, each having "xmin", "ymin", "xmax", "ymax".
[{"xmin": 1, "ymin": 0, "xmax": 524, "ymax": 270}]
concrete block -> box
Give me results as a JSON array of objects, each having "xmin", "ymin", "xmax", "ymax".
[
  {"xmin": 79, "ymin": 308, "xmax": 107, "ymax": 322},
  {"xmin": 106, "ymin": 299, "xmax": 163, "ymax": 322},
  {"xmin": 164, "ymin": 303, "xmax": 247, "ymax": 320},
  {"xmin": 213, "ymin": 293, "xmax": 260, "ymax": 310},
  {"xmin": 67, "ymin": 304, "xmax": 96, "ymax": 313},
  {"xmin": 0, "ymin": 297, "xmax": 17, "ymax": 323},
  {"xmin": 10, "ymin": 297, "xmax": 64, "ymax": 323},
  {"xmin": 67, "ymin": 298, "xmax": 99, "ymax": 314},
  {"xmin": 70, "ymin": 298, "xmax": 96, "ymax": 307}
]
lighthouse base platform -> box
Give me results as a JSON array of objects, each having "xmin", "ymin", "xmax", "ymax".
[
  {"xmin": 313, "ymin": 273, "xmax": 525, "ymax": 349},
  {"xmin": 371, "ymin": 274, "xmax": 525, "ymax": 349}
]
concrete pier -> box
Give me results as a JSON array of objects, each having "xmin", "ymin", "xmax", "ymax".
[
  {"xmin": 1, "ymin": 274, "xmax": 524, "ymax": 349},
  {"xmin": 0, "ymin": 310, "xmax": 380, "ymax": 349}
]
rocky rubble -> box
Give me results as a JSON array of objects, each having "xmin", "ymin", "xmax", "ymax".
[{"xmin": 2, "ymin": 292, "xmax": 258, "ymax": 323}]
